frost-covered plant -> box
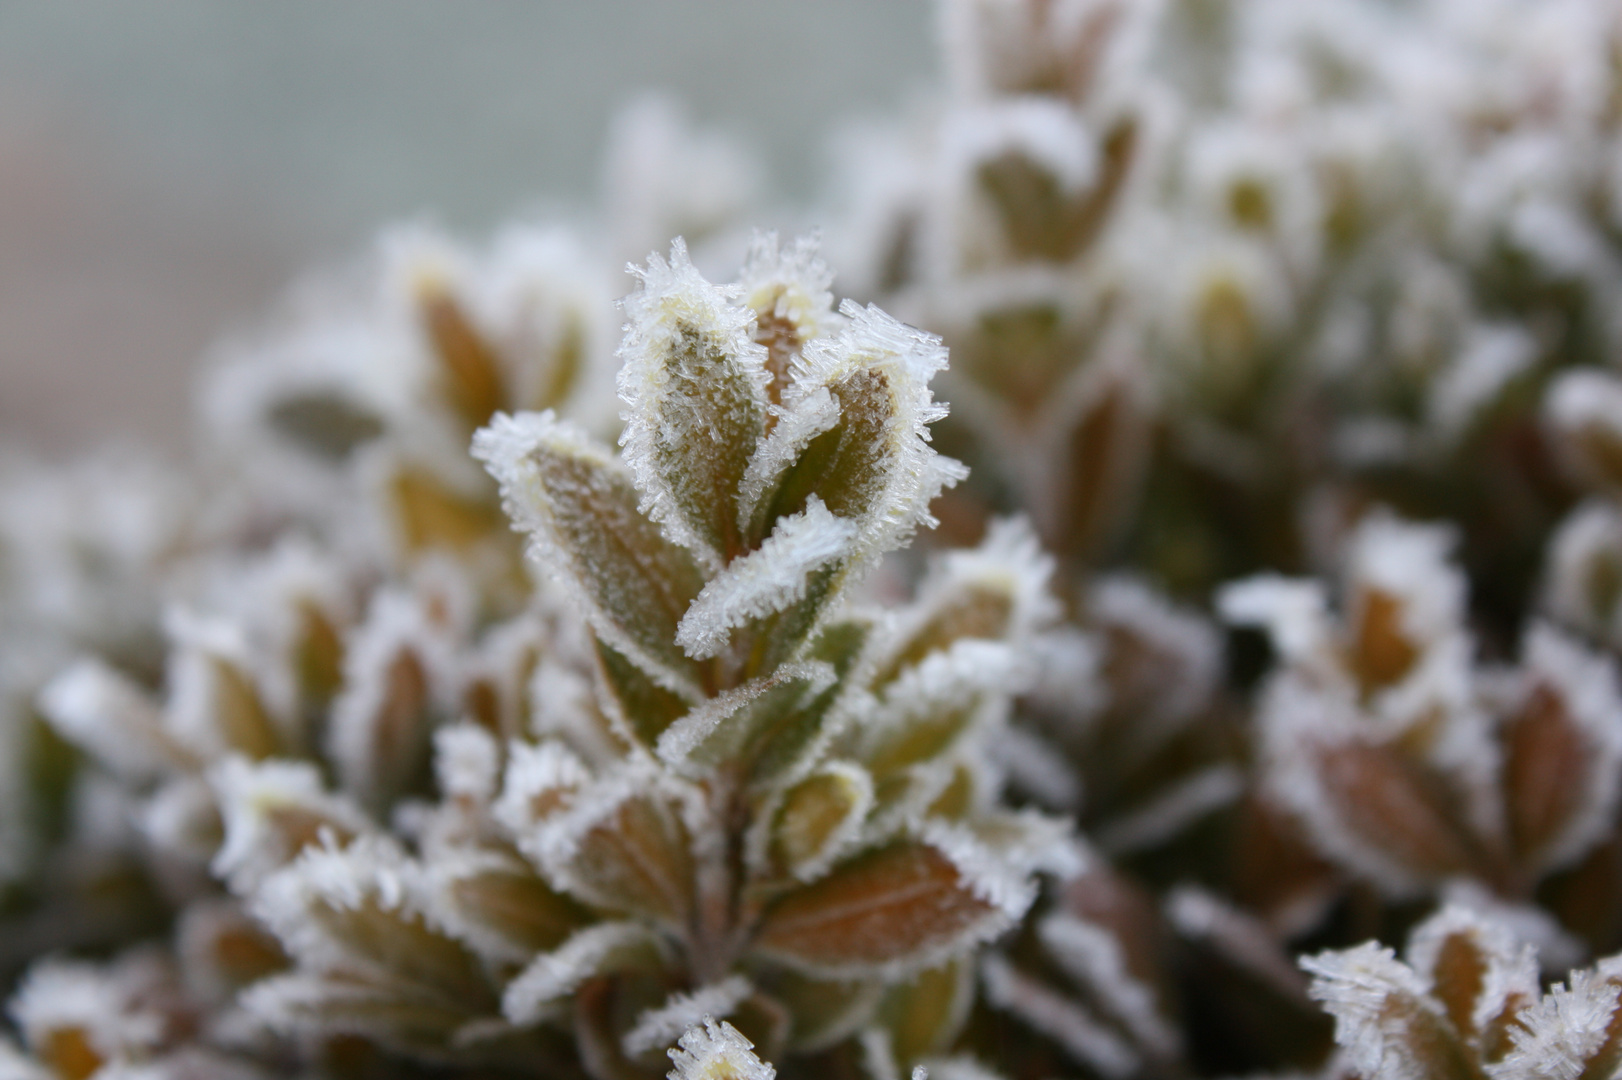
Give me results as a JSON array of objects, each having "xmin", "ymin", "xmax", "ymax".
[
  {"xmin": 441, "ymin": 237, "xmax": 1070, "ymax": 1076},
  {"xmin": 25, "ymin": 2, "xmax": 1622, "ymax": 1080},
  {"xmin": 2, "ymin": 237, "xmax": 1071, "ymax": 1080},
  {"xmin": 1225, "ymin": 512, "xmax": 1622, "ymax": 940},
  {"xmin": 1305, "ymin": 904, "xmax": 1622, "ymax": 1080},
  {"xmin": 0, "ymin": 454, "xmax": 196, "ymax": 969}
]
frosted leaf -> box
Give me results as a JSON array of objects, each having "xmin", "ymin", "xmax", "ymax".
[
  {"xmin": 764, "ymin": 760, "xmax": 875, "ymax": 882},
  {"xmin": 474, "ymin": 410, "xmax": 705, "ymax": 700},
  {"xmin": 1024, "ymin": 627, "xmax": 1106, "ymax": 720},
  {"xmin": 37, "ymin": 659, "xmax": 192, "ymax": 782},
  {"xmin": 677, "ymin": 496, "xmax": 857, "ymax": 659},
  {"xmin": 502, "ymin": 921, "xmax": 672, "ymax": 1025},
  {"xmin": 175, "ymin": 898, "xmax": 288, "ymax": 1007},
  {"xmin": 991, "ymin": 726, "xmax": 1082, "ymax": 810},
  {"xmin": 1546, "ymin": 368, "xmax": 1622, "ymax": 489},
  {"xmin": 1256, "ymin": 675, "xmax": 1482, "ymax": 895},
  {"xmin": 873, "ymin": 517, "xmax": 1059, "ymax": 691},
  {"xmin": 624, "ymin": 976, "xmax": 756, "ymax": 1057},
  {"xmin": 766, "ymin": 301, "xmax": 967, "ymax": 566},
  {"xmin": 1184, "ymin": 120, "xmax": 1321, "ymax": 266},
  {"xmin": 418, "ymin": 846, "xmax": 584, "ymax": 964},
  {"xmin": 980, "ymin": 953, "xmax": 1139, "ymax": 1079},
  {"xmin": 737, "ymin": 387, "xmax": 843, "ymax": 543},
  {"xmin": 162, "ymin": 608, "xmax": 285, "ymax": 762},
  {"xmin": 595, "ymin": 635, "xmax": 699, "ymax": 750},
  {"xmin": 1489, "ymin": 970, "xmax": 1622, "ymax": 1080},
  {"xmin": 753, "ymin": 826, "xmax": 1036, "ymax": 979},
  {"xmin": 325, "ymin": 587, "xmax": 453, "ymax": 813},
  {"xmin": 1440, "ymin": 880, "xmax": 1586, "ymax": 978},
  {"xmin": 739, "ymin": 232, "xmax": 845, "ymax": 407},
  {"xmin": 247, "ymin": 835, "xmax": 492, "ymax": 1015},
  {"xmin": 859, "ymin": 639, "xmax": 1034, "ymax": 790},
  {"xmin": 618, "ymin": 238, "xmax": 771, "ymax": 566},
  {"xmin": 407, "ymin": 263, "xmax": 509, "ymax": 434},
  {"xmin": 1404, "ymin": 905, "xmax": 1538, "ymax": 1048},
  {"xmin": 9, "ymin": 957, "xmax": 168, "ymax": 1075},
  {"xmin": 1088, "ymin": 574, "xmax": 1222, "ymax": 726},
  {"xmin": 138, "ymin": 775, "xmax": 224, "ymax": 867},
  {"xmin": 859, "ymin": 1027, "xmax": 901, "ymax": 1080},
  {"xmin": 506, "ymin": 759, "xmax": 696, "ymax": 923},
  {"xmin": 1169, "ymin": 887, "xmax": 1312, "ymax": 1003},
  {"xmin": 1501, "ymin": 625, "xmax": 1622, "ymax": 874},
  {"xmin": 1428, "ymin": 323, "xmax": 1536, "ymax": 440},
  {"xmin": 873, "ymin": 960, "xmax": 977, "ymax": 1063},
  {"xmin": 1039, "ymin": 914, "xmax": 1178, "ymax": 1055},
  {"xmin": 209, "ymin": 756, "xmax": 371, "ymax": 895},
  {"xmin": 940, "ymin": 0, "xmax": 1149, "ymax": 101},
  {"xmin": 240, "ymin": 969, "xmax": 486, "ymax": 1053},
  {"xmin": 1094, "ymin": 764, "xmax": 1244, "ymax": 856},
  {"xmin": 1302, "ymin": 942, "xmax": 1466, "ymax": 1080},
  {"xmin": 957, "ymin": 810, "xmax": 1087, "ymax": 882},
  {"xmin": 654, "ymin": 662, "xmax": 838, "ymax": 774},
  {"xmin": 667, "ymin": 1018, "xmax": 776, "ymax": 1080},
  {"xmin": 1344, "ymin": 514, "xmax": 1466, "ymax": 668}
]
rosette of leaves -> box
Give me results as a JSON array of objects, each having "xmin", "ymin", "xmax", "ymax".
[
  {"xmin": 25, "ymin": 538, "xmax": 554, "ymax": 1069},
  {"xmin": 462, "ymin": 237, "xmax": 1072, "ymax": 1078},
  {"xmin": 1305, "ymin": 903, "xmax": 1622, "ymax": 1080},
  {"xmin": 214, "ymin": 237, "xmax": 1071, "ymax": 1078},
  {"xmin": 1223, "ymin": 513, "xmax": 1622, "ymax": 945}
]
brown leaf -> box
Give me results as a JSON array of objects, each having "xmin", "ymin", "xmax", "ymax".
[
  {"xmin": 752, "ymin": 842, "xmax": 1003, "ymax": 976},
  {"xmin": 208, "ymin": 656, "xmax": 282, "ymax": 761},
  {"xmin": 1348, "ymin": 587, "xmax": 1419, "ymax": 693},
  {"xmin": 390, "ymin": 467, "xmax": 507, "ymax": 554},
  {"xmin": 1061, "ymin": 365, "xmax": 1149, "ymax": 561},
  {"xmin": 563, "ymin": 792, "xmax": 696, "ymax": 926},
  {"xmin": 977, "ymin": 117, "xmax": 1137, "ymax": 263},
  {"xmin": 1427, "ymin": 931, "xmax": 1487, "ymax": 1044},
  {"xmin": 1502, "ymin": 683, "xmax": 1591, "ymax": 870},
  {"xmin": 419, "ymin": 281, "xmax": 508, "ymax": 431},
  {"xmin": 1317, "ymin": 741, "xmax": 1486, "ymax": 884}
]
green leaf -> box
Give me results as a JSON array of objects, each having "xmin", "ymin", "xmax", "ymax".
[
  {"xmin": 655, "ymin": 663, "xmax": 836, "ymax": 779},
  {"xmin": 619, "ymin": 239, "xmax": 771, "ymax": 564},
  {"xmin": 475, "ymin": 411, "xmax": 706, "ymax": 700}
]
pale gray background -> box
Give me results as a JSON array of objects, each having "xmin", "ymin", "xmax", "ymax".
[{"xmin": 0, "ymin": 1, "xmax": 934, "ymax": 452}]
